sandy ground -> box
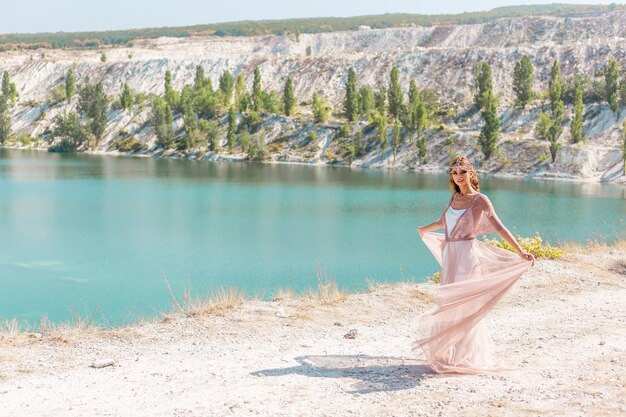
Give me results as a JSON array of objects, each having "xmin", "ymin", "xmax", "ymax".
[{"xmin": 1, "ymin": 243, "xmax": 624, "ymax": 417}]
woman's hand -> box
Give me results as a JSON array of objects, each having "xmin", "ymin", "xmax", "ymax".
[
  {"xmin": 519, "ymin": 250, "xmax": 536, "ymax": 266},
  {"xmin": 417, "ymin": 220, "xmax": 443, "ymax": 237}
]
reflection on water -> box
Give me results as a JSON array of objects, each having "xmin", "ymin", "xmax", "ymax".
[
  {"xmin": 2, "ymin": 149, "xmax": 624, "ymax": 199},
  {"xmin": 0, "ymin": 148, "xmax": 623, "ymax": 325}
]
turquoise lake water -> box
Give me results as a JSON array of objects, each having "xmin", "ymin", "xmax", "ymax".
[{"xmin": 0, "ymin": 149, "xmax": 624, "ymax": 325}]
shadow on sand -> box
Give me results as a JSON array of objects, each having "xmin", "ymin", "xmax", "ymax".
[{"xmin": 251, "ymin": 354, "xmax": 434, "ymax": 394}]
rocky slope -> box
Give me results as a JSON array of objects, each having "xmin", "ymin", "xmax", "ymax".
[{"xmin": 1, "ymin": 11, "xmax": 625, "ymax": 182}]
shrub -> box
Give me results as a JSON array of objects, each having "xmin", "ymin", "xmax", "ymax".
[
  {"xmin": 242, "ymin": 111, "xmax": 263, "ymax": 132},
  {"xmin": 135, "ymin": 92, "xmax": 147, "ymax": 108},
  {"xmin": 324, "ymin": 149, "xmax": 337, "ymax": 161},
  {"xmin": 48, "ymin": 138, "xmax": 77, "ymax": 152},
  {"xmin": 268, "ymin": 142, "xmax": 284, "ymax": 153},
  {"xmin": 427, "ymin": 271, "xmax": 441, "ymax": 284},
  {"xmin": 336, "ymin": 144, "xmax": 355, "ymax": 162},
  {"xmin": 340, "ymin": 124, "xmax": 351, "ymax": 138},
  {"xmin": 247, "ymin": 129, "xmax": 270, "ymax": 161},
  {"xmin": 447, "ymin": 148, "xmax": 458, "ymax": 164},
  {"xmin": 114, "ymin": 136, "xmax": 144, "ymax": 152},
  {"xmin": 483, "ymin": 233, "xmax": 565, "ymax": 259},
  {"xmin": 47, "ymin": 84, "xmax": 67, "ymax": 105},
  {"xmin": 16, "ymin": 135, "xmax": 32, "ymax": 145}
]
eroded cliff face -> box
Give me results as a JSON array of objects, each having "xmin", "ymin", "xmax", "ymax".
[{"xmin": 0, "ymin": 11, "xmax": 625, "ymax": 182}]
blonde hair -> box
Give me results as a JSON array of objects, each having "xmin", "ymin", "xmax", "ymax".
[{"xmin": 449, "ymin": 156, "xmax": 480, "ymax": 193}]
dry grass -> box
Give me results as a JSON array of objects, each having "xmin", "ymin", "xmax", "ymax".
[
  {"xmin": 34, "ymin": 311, "xmax": 101, "ymax": 344},
  {"xmin": 0, "ymin": 318, "xmax": 23, "ymax": 338},
  {"xmin": 0, "ymin": 311, "xmax": 102, "ymax": 345},
  {"xmin": 365, "ymin": 278, "xmax": 379, "ymax": 292},
  {"xmin": 409, "ymin": 288, "xmax": 437, "ymax": 304},
  {"xmin": 164, "ymin": 274, "xmax": 247, "ymax": 317},
  {"xmin": 272, "ymin": 287, "xmax": 296, "ymax": 301},
  {"xmin": 304, "ymin": 262, "xmax": 347, "ymax": 305},
  {"xmin": 184, "ymin": 287, "xmax": 247, "ymax": 316},
  {"xmin": 562, "ymin": 238, "xmax": 626, "ymax": 253}
]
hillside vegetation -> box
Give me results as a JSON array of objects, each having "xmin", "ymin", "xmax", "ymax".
[{"xmin": 0, "ymin": 9, "xmax": 624, "ymax": 183}]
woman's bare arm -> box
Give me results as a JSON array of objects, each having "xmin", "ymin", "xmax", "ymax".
[
  {"xmin": 417, "ymin": 219, "xmax": 444, "ymax": 237},
  {"xmin": 497, "ymin": 226, "xmax": 536, "ymax": 266}
]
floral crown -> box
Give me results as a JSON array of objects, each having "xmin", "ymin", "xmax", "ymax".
[{"xmin": 449, "ymin": 159, "xmax": 475, "ymax": 173}]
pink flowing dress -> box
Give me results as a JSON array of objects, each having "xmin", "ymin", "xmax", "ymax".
[{"xmin": 413, "ymin": 192, "xmax": 533, "ymax": 374}]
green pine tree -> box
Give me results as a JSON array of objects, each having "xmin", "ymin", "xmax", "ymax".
[
  {"xmin": 417, "ymin": 136, "xmax": 428, "ymax": 164},
  {"xmin": 620, "ymin": 78, "xmax": 626, "ymax": 112},
  {"xmin": 219, "ymin": 70, "xmax": 234, "ymax": 108},
  {"xmin": 52, "ymin": 111, "xmax": 82, "ymax": 147},
  {"xmin": 473, "ymin": 62, "xmax": 492, "ymax": 111},
  {"xmin": 252, "ymin": 67, "xmax": 263, "ymax": 112},
  {"xmin": 283, "ymin": 76, "xmax": 296, "ymax": 116},
  {"xmin": 406, "ymin": 80, "xmax": 427, "ymax": 149},
  {"xmin": 182, "ymin": 105, "xmax": 198, "ymax": 149},
  {"xmin": 374, "ymin": 111, "xmax": 388, "ymax": 161},
  {"xmin": 239, "ymin": 127, "xmax": 251, "ymax": 152},
  {"xmin": 120, "ymin": 83, "xmax": 133, "ymax": 111},
  {"xmin": 622, "ymin": 120, "xmax": 626, "ymax": 175},
  {"xmin": 415, "ymin": 102, "xmax": 427, "ymax": 148},
  {"xmin": 542, "ymin": 59, "xmax": 564, "ymax": 162},
  {"xmin": 263, "ymin": 90, "xmax": 281, "ymax": 114},
  {"xmin": 312, "ymin": 92, "xmax": 328, "ymax": 123},
  {"xmin": 201, "ymin": 120, "xmax": 219, "ymax": 151},
  {"xmin": 343, "ymin": 67, "xmax": 358, "ymax": 122},
  {"xmin": 227, "ymin": 106, "xmax": 237, "ymax": 151},
  {"xmin": 234, "ymin": 75, "xmax": 247, "ymax": 112},
  {"xmin": 375, "ymin": 86, "xmax": 386, "ymax": 116},
  {"xmin": 358, "ymin": 86, "xmax": 375, "ymax": 118},
  {"xmin": 548, "ymin": 59, "xmax": 562, "ymax": 112},
  {"xmin": 387, "ymin": 67, "xmax": 404, "ymax": 119},
  {"xmin": 0, "ymin": 96, "xmax": 10, "ymax": 144},
  {"xmin": 570, "ymin": 79, "xmax": 584, "ymax": 143},
  {"xmin": 548, "ymin": 101, "xmax": 563, "ymax": 162},
  {"xmin": 1, "ymin": 71, "xmax": 18, "ymax": 107},
  {"xmin": 406, "ymin": 80, "xmax": 419, "ymax": 128},
  {"xmin": 513, "ymin": 55, "xmax": 534, "ymax": 108},
  {"xmin": 194, "ymin": 65, "xmax": 206, "ymax": 90},
  {"xmin": 65, "ymin": 68, "xmax": 76, "ymax": 102},
  {"xmin": 164, "ymin": 70, "xmax": 179, "ymax": 109},
  {"xmin": 91, "ymin": 82, "xmax": 108, "ymax": 141},
  {"xmin": 606, "ymin": 58, "xmax": 619, "ymax": 117},
  {"xmin": 392, "ymin": 119, "xmax": 402, "ymax": 163},
  {"xmin": 78, "ymin": 81, "xmax": 109, "ymax": 142},
  {"xmin": 478, "ymin": 90, "xmax": 499, "ymax": 159},
  {"xmin": 152, "ymin": 97, "xmax": 174, "ymax": 148}
]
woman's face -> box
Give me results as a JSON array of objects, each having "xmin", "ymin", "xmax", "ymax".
[{"xmin": 450, "ymin": 167, "xmax": 471, "ymax": 187}]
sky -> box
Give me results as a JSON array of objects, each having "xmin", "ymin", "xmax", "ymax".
[{"xmin": 3, "ymin": 0, "xmax": 622, "ymax": 34}]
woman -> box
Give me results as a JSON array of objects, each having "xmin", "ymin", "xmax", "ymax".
[{"xmin": 414, "ymin": 156, "xmax": 535, "ymax": 374}]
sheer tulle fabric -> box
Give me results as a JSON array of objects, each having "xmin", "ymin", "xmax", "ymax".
[{"xmin": 413, "ymin": 193, "xmax": 532, "ymax": 374}]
